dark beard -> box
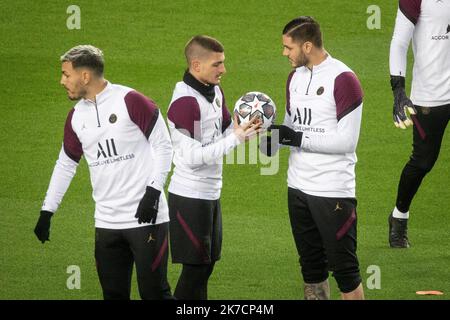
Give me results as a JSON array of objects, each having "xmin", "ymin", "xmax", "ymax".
[
  {"xmin": 68, "ymin": 95, "xmax": 81, "ymax": 101},
  {"xmin": 67, "ymin": 87, "xmax": 87, "ymax": 101},
  {"xmin": 294, "ymin": 55, "xmax": 309, "ymax": 68}
]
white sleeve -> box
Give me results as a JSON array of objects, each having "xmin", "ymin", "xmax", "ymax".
[
  {"xmin": 171, "ymin": 127, "xmax": 241, "ymax": 169},
  {"xmin": 147, "ymin": 113, "xmax": 173, "ymax": 191},
  {"xmin": 222, "ymin": 120, "xmax": 235, "ymax": 137},
  {"xmin": 282, "ymin": 111, "xmax": 294, "ymax": 129},
  {"xmin": 389, "ymin": 9, "xmax": 414, "ymax": 77},
  {"xmin": 168, "ymin": 95, "xmax": 241, "ymax": 168},
  {"xmin": 41, "ymin": 147, "xmax": 79, "ymax": 213},
  {"xmin": 301, "ymin": 103, "xmax": 362, "ymax": 154}
]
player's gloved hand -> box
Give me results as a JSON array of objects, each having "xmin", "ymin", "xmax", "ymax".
[
  {"xmin": 390, "ymin": 75, "xmax": 417, "ymax": 129},
  {"xmin": 135, "ymin": 186, "xmax": 161, "ymax": 224},
  {"xmin": 34, "ymin": 210, "xmax": 54, "ymax": 244},
  {"xmin": 269, "ymin": 125, "xmax": 302, "ymax": 147},
  {"xmin": 259, "ymin": 135, "xmax": 280, "ymax": 157},
  {"xmin": 259, "ymin": 135, "xmax": 273, "ymax": 156}
]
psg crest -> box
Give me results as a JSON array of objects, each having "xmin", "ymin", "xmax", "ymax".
[{"xmin": 109, "ymin": 114, "xmax": 117, "ymax": 123}]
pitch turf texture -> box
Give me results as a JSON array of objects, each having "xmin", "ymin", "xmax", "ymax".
[{"xmin": 0, "ymin": 0, "xmax": 448, "ymax": 300}]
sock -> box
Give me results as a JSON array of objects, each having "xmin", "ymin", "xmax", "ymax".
[{"xmin": 392, "ymin": 206, "xmax": 409, "ymax": 219}]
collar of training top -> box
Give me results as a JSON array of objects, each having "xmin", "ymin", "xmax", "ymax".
[
  {"xmin": 83, "ymin": 80, "xmax": 112, "ymax": 105},
  {"xmin": 183, "ymin": 70, "xmax": 216, "ymax": 103}
]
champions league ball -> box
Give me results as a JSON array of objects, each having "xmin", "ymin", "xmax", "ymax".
[{"xmin": 233, "ymin": 91, "xmax": 276, "ymax": 129}]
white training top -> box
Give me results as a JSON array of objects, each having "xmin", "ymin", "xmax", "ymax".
[
  {"xmin": 42, "ymin": 81, "xmax": 173, "ymax": 229},
  {"xmin": 167, "ymin": 78, "xmax": 240, "ymax": 200},
  {"xmin": 389, "ymin": 0, "xmax": 450, "ymax": 107},
  {"xmin": 283, "ymin": 55, "xmax": 363, "ymax": 198}
]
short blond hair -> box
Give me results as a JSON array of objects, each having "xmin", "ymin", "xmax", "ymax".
[{"xmin": 60, "ymin": 45, "xmax": 104, "ymax": 76}]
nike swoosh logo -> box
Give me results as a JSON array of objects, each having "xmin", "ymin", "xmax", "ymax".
[{"xmin": 282, "ymin": 138, "xmax": 291, "ymax": 143}]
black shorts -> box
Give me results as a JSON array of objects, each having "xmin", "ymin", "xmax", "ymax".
[
  {"xmin": 168, "ymin": 192, "xmax": 222, "ymax": 265},
  {"xmin": 287, "ymin": 187, "xmax": 360, "ymax": 284}
]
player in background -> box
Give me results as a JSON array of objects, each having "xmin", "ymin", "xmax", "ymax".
[
  {"xmin": 261, "ymin": 17, "xmax": 365, "ymax": 300},
  {"xmin": 33, "ymin": 45, "xmax": 174, "ymax": 300},
  {"xmin": 388, "ymin": 0, "xmax": 450, "ymax": 248},
  {"xmin": 166, "ymin": 35, "xmax": 261, "ymax": 300}
]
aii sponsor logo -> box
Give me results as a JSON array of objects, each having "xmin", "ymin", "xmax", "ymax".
[
  {"xmin": 89, "ymin": 138, "xmax": 135, "ymax": 167},
  {"xmin": 97, "ymin": 139, "xmax": 118, "ymax": 159},
  {"xmin": 292, "ymin": 108, "xmax": 325, "ymax": 133},
  {"xmin": 293, "ymin": 107, "xmax": 312, "ymax": 126}
]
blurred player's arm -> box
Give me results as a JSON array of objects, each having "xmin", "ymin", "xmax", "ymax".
[
  {"xmin": 389, "ymin": 2, "xmax": 419, "ymax": 128},
  {"xmin": 301, "ymin": 72, "xmax": 363, "ymax": 154},
  {"xmin": 147, "ymin": 112, "xmax": 173, "ymax": 191},
  {"xmin": 300, "ymin": 104, "xmax": 362, "ymax": 154},
  {"xmin": 270, "ymin": 105, "xmax": 362, "ymax": 155},
  {"xmin": 170, "ymin": 126, "xmax": 239, "ymax": 168},
  {"xmin": 168, "ymin": 96, "xmax": 259, "ymax": 168},
  {"xmin": 41, "ymin": 147, "xmax": 79, "ymax": 213},
  {"xmin": 125, "ymin": 91, "xmax": 173, "ymax": 192},
  {"xmin": 35, "ymin": 109, "xmax": 82, "ymax": 243},
  {"xmin": 135, "ymin": 113, "xmax": 173, "ymax": 224},
  {"xmin": 273, "ymin": 72, "xmax": 363, "ymax": 154},
  {"xmin": 41, "ymin": 109, "xmax": 82, "ymax": 213},
  {"xmin": 125, "ymin": 90, "xmax": 172, "ymax": 224}
]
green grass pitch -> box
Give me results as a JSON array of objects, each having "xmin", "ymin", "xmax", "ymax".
[{"xmin": 0, "ymin": 0, "xmax": 448, "ymax": 300}]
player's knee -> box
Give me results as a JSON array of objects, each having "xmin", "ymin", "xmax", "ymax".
[
  {"xmin": 332, "ymin": 266, "xmax": 362, "ymax": 294},
  {"xmin": 183, "ymin": 264, "xmax": 214, "ymax": 283},
  {"xmin": 408, "ymin": 155, "xmax": 438, "ymax": 173}
]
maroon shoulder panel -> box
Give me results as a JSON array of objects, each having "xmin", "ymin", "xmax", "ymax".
[
  {"xmin": 334, "ymin": 72, "xmax": 363, "ymax": 122},
  {"xmin": 63, "ymin": 108, "xmax": 83, "ymax": 163},
  {"xmin": 399, "ymin": 0, "xmax": 422, "ymax": 25},
  {"xmin": 167, "ymin": 96, "xmax": 201, "ymax": 141},
  {"xmin": 286, "ymin": 70, "xmax": 296, "ymax": 116},
  {"xmin": 124, "ymin": 91, "xmax": 159, "ymax": 139},
  {"xmin": 219, "ymin": 87, "xmax": 232, "ymax": 133}
]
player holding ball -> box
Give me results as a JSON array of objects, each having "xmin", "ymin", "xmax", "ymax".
[{"xmin": 261, "ymin": 16, "xmax": 365, "ymax": 300}]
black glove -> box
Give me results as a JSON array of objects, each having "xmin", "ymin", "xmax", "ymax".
[
  {"xmin": 135, "ymin": 186, "xmax": 161, "ymax": 224},
  {"xmin": 34, "ymin": 210, "xmax": 54, "ymax": 243},
  {"xmin": 390, "ymin": 75, "xmax": 417, "ymax": 128},
  {"xmin": 269, "ymin": 125, "xmax": 303, "ymax": 147},
  {"xmin": 259, "ymin": 135, "xmax": 280, "ymax": 157}
]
